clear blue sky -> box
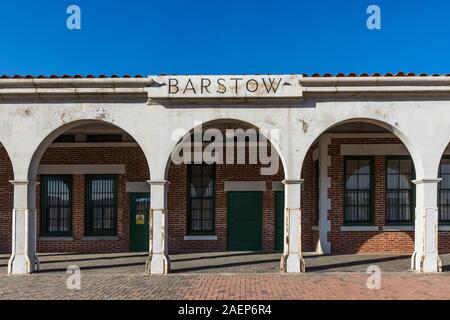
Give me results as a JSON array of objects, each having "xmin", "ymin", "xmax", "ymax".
[{"xmin": 0, "ymin": 0, "xmax": 449, "ymax": 75}]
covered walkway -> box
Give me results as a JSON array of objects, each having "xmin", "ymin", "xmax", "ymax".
[{"xmin": 3, "ymin": 252, "xmax": 448, "ymax": 275}]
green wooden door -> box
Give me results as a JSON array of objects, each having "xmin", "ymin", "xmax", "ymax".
[
  {"xmin": 129, "ymin": 193, "xmax": 150, "ymax": 252},
  {"xmin": 275, "ymin": 191, "xmax": 285, "ymax": 251},
  {"xmin": 227, "ymin": 192, "xmax": 263, "ymax": 251}
]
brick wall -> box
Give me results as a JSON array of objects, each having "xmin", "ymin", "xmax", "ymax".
[
  {"xmin": 328, "ymin": 138, "xmax": 415, "ymax": 254},
  {"xmin": 36, "ymin": 146, "xmax": 150, "ymax": 253},
  {"xmin": 1, "ymin": 139, "xmax": 449, "ymax": 256},
  {"xmin": 167, "ymin": 148, "xmax": 318, "ymax": 253}
]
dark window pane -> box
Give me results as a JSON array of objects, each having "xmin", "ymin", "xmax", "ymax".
[
  {"xmin": 86, "ymin": 175, "xmax": 117, "ymax": 236},
  {"xmin": 344, "ymin": 158, "xmax": 373, "ymax": 224},
  {"xmin": 386, "ymin": 158, "xmax": 414, "ymax": 224},
  {"xmin": 188, "ymin": 164, "xmax": 215, "ymax": 234},
  {"xmin": 40, "ymin": 175, "xmax": 72, "ymax": 236},
  {"xmin": 53, "ymin": 135, "xmax": 76, "ymax": 143}
]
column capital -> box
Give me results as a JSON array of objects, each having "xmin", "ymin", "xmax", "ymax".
[
  {"xmin": 282, "ymin": 179, "xmax": 304, "ymax": 186},
  {"xmin": 147, "ymin": 180, "xmax": 170, "ymax": 186},
  {"xmin": 413, "ymin": 178, "xmax": 442, "ymax": 185},
  {"xmin": 9, "ymin": 180, "xmax": 39, "ymax": 186}
]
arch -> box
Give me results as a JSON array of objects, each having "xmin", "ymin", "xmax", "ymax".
[
  {"xmin": 162, "ymin": 117, "xmax": 288, "ymax": 180},
  {"xmin": 27, "ymin": 119, "xmax": 152, "ymax": 180},
  {"xmin": 303, "ymin": 117, "xmax": 424, "ymax": 178}
]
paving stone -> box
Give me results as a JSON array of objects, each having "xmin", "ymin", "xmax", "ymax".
[{"xmin": 1, "ymin": 252, "xmax": 450, "ymax": 299}]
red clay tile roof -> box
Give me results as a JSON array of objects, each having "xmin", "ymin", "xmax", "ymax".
[
  {"xmin": 0, "ymin": 74, "xmax": 145, "ymax": 79},
  {"xmin": 305, "ymin": 72, "xmax": 450, "ymax": 77},
  {"xmin": 1, "ymin": 73, "xmax": 450, "ymax": 79}
]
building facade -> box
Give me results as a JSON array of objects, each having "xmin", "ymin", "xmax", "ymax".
[{"xmin": 1, "ymin": 73, "xmax": 449, "ymax": 275}]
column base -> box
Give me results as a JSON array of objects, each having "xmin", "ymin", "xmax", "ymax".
[
  {"xmin": 280, "ymin": 253, "xmax": 305, "ymax": 273},
  {"xmin": 8, "ymin": 253, "xmax": 40, "ymax": 275},
  {"xmin": 411, "ymin": 251, "xmax": 442, "ymax": 273},
  {"xmin": 145, "ymin": 253, "xmax": 170, "ymax": 275}
]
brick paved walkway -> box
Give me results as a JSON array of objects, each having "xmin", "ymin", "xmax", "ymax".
[
  {"xmin": 0, "ymin": 272, "xmax": 450, "ymax": 300},
  {"xmin": 1, "ymin": 252, "xmax": 450, "ymax": 300}
]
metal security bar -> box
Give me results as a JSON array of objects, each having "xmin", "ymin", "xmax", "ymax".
[
  {"xmin": 187, "ymin": 164, "xmax": 215, "ymax": 234},
  {"xmin": 40, "ymin": 175, "xmax": 72, "ymax": 236},
  {"xmin": 386, "ymin": 157, "xmax": 414, "ymax": 224},
  {"xmin": 86, "ymin": 175, "xmax": 117, "ymax": 236},
  {"xmin": 344, "ymin": 157, "xmax": 374, "ymax": 224}
]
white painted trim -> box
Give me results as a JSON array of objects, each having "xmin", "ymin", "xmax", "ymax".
[
  {"xmin": 224, "ymin": 181, "xmax": 266, "ymax": 192},
  {"xmin": 317, "ymin": 136, "xmax": 331, "ymax": 254},
  {"xmin": 38, "ymin": 237, "xmax": 74, "ymax": 241},
  {"xmin": 184, "ymin": 235, "xmax": 218, "ymax": 241},
  {"xmin": 341, "ymin": 226, "xmax": 379, "ymax": 232},
  {"xmin": 382, "ymin": 226, "xmax": 415, "ymax": 232},
  {"xmin": 271, "ymin": 181, "xmax": 284, "ymax": 192},
  {"xmin": 126, "ymin": 182, "xmax": 151, "ymax": 193},
  {"xmin": 38, "ymin": 164, "xmax": 126, "ymax": 175},
  {"xmin": 50, "ymin": 142, "xmax": 139, "ymax": 148},
  {"xmin": 82, "ymin": 236, "xmax": 120, "ymax": 241},
  {"xmin": 439, "ymin": 226, "xmax": 450, "ymax": 231},
  {"xmin": 341, "ymin": 144, "xmax": 409, "ymax": 156}
]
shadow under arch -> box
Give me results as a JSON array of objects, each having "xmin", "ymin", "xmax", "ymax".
[
  {"xmin": 27, "ymin": 119, "xmax": 152, "ymax": 180},
  {"xmin": 163, "ymin": 117, "xmax": 288, "ymax": 180},
  {"xmin": 304, "ymin": 117, "xmax": 424, "ymax": 178}
]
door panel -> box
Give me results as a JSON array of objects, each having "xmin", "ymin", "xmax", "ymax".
[
  {"xmin": 129, "ymin": 193, "xmax": 150, "ymax": 252},
  {"xmin": 227, "ymin": 192, "xmax": 263, "ymax": 251}
]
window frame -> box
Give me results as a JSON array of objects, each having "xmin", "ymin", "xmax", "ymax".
[
  {"xmin": 438, "ymin": 156, "xmax": 450, "ymax": 225},
  {"xmin": 40, "ymin": 175, "xmax": 73, "ymax": 237},
  {"xmin": 385, "ymin": 155, "xmax": 416, "ymax": 226},
  {"xmin": 85, "ymin": 174, "xmax": 118, "ymax": 237},
  {"xmin": 186, "ymin": 164, "xmax": 216, "ymax": 236},
  {"xmin": 343, "ymin": 156, "xmax": 375, "ymax": 226}
]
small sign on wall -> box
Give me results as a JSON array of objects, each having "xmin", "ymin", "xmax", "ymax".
[{"xmin": 136, "ymin": 214, "xmax": 145, "ymax": 225}]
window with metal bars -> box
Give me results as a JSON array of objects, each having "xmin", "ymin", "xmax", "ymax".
[
  {"xmin": 40, "ymin": 175, "xmax": 72, "ymax": 236},
  {"xmin": 439, "ymin": 157, "xmax": 450, "ymax": 224},
  {"xmin": 86, "ymin": 175, "xmax": 117, "ymax": 236},
  {"xmin": 187, "ymin": 164, "xmax": 215, "ymax": 235},
  {"xmin": 344, "ymin": 157, "xmax": 374, "ymax": 224},
  {"xmin": 386, "ymin": 157, "xmax": 415, "ymax": 225}
]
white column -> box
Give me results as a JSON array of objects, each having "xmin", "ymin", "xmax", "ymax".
[
  {"xmin": 145, "ymin": 180, "xmax": 170, "ymax": 274},
  {"xmin": 317, "ymin": 136, "xmax": 331, "ymax": 254},
  {"xmin": 411, "ymin": 179, "xmax": 442, "ymax": 272},
  {"xmin": 280, "ymin": 179, "xmax": 305, "ymax": 273},
  {"xmin": 8, "ymin": 180, "xmax": 40, "ymax": 275}
]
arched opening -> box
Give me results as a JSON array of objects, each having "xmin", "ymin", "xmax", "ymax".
[
  {"xmin": 0, "ymin": 143, "xmax": 14, "ymax": 273},
  {"xmin": 435, "ymin": 143, "xmax": 450, "ymax": 269},
  {"xmin": 29, "ymin": 121, "xmax": 151, "ymax": 272},
  {"xmin": 302, "ymin": 120, "xmax": 417, "ymax": 271},
  {"xmin": 164, "ymin": 119, "xmax": 289, "ymax": 273}
]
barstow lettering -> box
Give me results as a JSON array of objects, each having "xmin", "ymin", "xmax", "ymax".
[{"xmin": 169, "ymin": 77, "xmax": 283, "ymax": 95}]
